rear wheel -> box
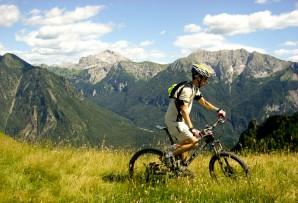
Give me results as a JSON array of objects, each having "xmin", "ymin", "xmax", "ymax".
[
  {"xmin": 129, "ymin": 148, "xmax": 166, "ymax": 182},
  {"xmin": 209, "ymin": 151, "xmax": 249, "ymax": 180}
]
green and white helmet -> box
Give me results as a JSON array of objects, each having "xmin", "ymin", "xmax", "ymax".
[{"xmin": 191, "ymin": 63, "xmax": 215, "ymax": 78}]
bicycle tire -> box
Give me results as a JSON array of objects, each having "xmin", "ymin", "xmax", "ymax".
[
  {"xmin": 129, "ymin": 148, "xmax": 164, "ymax": 180},
  {"xmin": 209, "ymin": 151, "xmax": 249, "ymax": 180}
]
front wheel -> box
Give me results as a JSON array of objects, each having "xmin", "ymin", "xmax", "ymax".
[
  {"xmin": 129, "ymin": 148, "xmax": 166, "ymax": 182},
  {"xmin": 209, "ymin": 151, "xmax": 249, "ymax": 180}
]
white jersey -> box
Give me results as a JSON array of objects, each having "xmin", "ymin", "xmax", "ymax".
[{"xmin": 165, "ymin": 82, "xmax": 201, "ymax": 123}]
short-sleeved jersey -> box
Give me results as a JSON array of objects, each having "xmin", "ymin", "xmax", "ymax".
[{"xmin": 165, "ymin": 82, "xmax": 201, "ymax": 123}]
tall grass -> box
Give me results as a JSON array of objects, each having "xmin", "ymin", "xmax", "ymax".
[{"xmin": 0, "ymin": 132, "xmax": 297, "ymax": 202}]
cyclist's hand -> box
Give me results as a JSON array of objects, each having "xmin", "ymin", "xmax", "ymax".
[
  {"xmin": 190, "ymin": 128, "xmax": 202, "ymax": 138},
  {"xmin": 217, "ymin": 109, "xmax": 226, "ymax": 119}
]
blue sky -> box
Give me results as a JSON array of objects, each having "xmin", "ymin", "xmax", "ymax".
[{"xmin": 0, "ymin": 0, "xmax": 297, "ymax": 65}]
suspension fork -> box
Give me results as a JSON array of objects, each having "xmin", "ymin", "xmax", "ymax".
[
  {"xmin": 212, "ymin": 141, "xmax": 227, "ymax": 171},
  {"xmin": 212, "ymin": 141, "xmax": 223, "ymax": 156},
  {"xmin": 212, "ymin": 141, "xmax": 233, "ymax": 175}
]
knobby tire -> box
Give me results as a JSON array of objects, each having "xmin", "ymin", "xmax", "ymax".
[
  {"xmin": 129, "ymin": 148, "xmax": 164, "ymax": 179},
  {"xmin": 209, "ymin": 151, "xmax": 249, "ymax": 180}
]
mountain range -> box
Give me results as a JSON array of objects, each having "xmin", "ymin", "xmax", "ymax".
[
  {"xmin": 1, "ymin": 49, "xmax": 297, "ymax": 148},
  {"xmin": 45, "ymin": 49, "xmax": 298, "ymax": 146},
  {"xmin": 0, "ymin": 53, "xmax": 154, "ymax": 147}
]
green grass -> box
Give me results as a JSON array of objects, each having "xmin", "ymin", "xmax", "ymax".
[{"xmin": 0, "ymin": 132, "xmax": 297, "ymax": 202}]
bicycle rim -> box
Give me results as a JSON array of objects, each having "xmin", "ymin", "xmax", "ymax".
[
  {"xmin": 129, "ymin": 148, "xmax": 165, "ymax": 182},
  {"xmin": 209, "ymin": 151, "xmax": 249, "ymax": 181}
]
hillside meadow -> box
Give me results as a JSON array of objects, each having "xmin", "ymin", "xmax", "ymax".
[{"xmin": 0, "ymin": 132, "xmax": 297, "ymax": 202}]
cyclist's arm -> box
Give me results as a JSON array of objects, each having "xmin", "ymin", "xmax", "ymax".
[
  {"xmin": 180, "ymin": 103, "xmax": 194, "ymax": 129},
  {"xmin": 198, "ymin": 96, "xmax": 220, "ymax": 112}
]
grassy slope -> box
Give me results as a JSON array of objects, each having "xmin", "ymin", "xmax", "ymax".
[{"xmin": 0, "ymin": 131, "xmax": 297, "ymax": 202}]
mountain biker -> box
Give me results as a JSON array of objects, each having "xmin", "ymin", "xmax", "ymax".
[{"xmin": 164, "ymin": 63, "xmax": 226, "ymax": 169}]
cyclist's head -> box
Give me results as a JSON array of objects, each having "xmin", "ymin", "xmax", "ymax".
[{"xmin": 191, "ymin": 63, "xmax": 214, "ymax": 80}]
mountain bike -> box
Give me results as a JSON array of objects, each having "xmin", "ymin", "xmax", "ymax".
[{"xmin": 129, "ymin": 118, "xmax": 250, "ymax": 181}]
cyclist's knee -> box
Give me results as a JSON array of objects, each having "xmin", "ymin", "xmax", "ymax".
[
  {"xmin": 190, "ymin": 137, "xmax": 198, "ymax": 145},
  {"xmin": 178, "ymin": 138, "xmax": 197, "ymax": 148},
  {"xmin": 187, "ymin": 138, "xmax": 197, "ymax": 145}
]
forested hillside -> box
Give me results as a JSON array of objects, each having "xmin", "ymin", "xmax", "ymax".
[
  {"xmin": 0, "ymin": 53, "xmax": 154, "ymax": 147},
  {"xmin": 234, "ymin": 112, "xmax": 298, "ymax": 151}
]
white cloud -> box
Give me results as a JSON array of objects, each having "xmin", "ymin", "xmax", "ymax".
[
  {"xmin": 175, "ymin": 32, "xmax": 225, "ymax": 49},
  {"xmin": 283, "ymin": 41, "xmax": 298, "ymax": 46},
  {"xmin": 13, "ymin": 5, "xmax": 168, "ymax": 64},
  {"xmin": 274, "ymin": 48, "xmax": 298, "ymax": 62},
  {"xmin": 184, "ymin": 24, "xmax": 201, "ymax": 33},
  {"xmin": 108, "ymin": 41, "xmax": 166, "ymax": 63},
  {"xmin": 174, "ymin": 32, "xmax": 265, "ymax": 56},
  {"xmin": 0, "ymin": 42, "xmax": 6, "ymax": 54},
  {"xmin": 289, "ymin": 55, "xmax": 298, "ymax": 62},
  {"xmin": 160, "ymin": 30, "xmax": 166, "ymax": 35},
  {"xmin": 29, "ymin": 9, "xmax": 42, "ymax": 16},
  {"xmin": 16, "ymin": 35, "xmax": 167, "ymax": 65},
  {"xmin": 0, "ymin": 4, "xmax": 20, "ymax": 26},
  {"xmin": 255, "ymin": 0, "xmax": 268, "ymax": 4},
  {"xmin": 255, "ymin": 0, "xmax": 282, "ymax": 4},
  {"xmin": 274, "ymin": 48, "xmax": 290, "ymax": 56},
  {"xmin": 14, "ymin": 5, "xmax": 115, "ymax": 64},
  {"xmin": 25, "ymin": 5, "xmax": 104, "ymax": 25},
  {"xmin": 203, "ymin": 10, "xmax": 298, "ymax": 35},
  {"xmin": 139, "ymin": 40, "xmax": 154, "ymax": 47},
  {"xmin": 16, "ymin": 22, "xmax": 112, "ymax": 52},
  {"xmin": 275, "ymin": 40, "xmax": 298, "ymax": 62}
]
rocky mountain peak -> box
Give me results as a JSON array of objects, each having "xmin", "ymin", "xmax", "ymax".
[
  {"xmin": 1, "ymin": 53, "xmax": 32, "ymax": 71},
  {"xmin": 190, "ymin": 48, "xmax": 249, "ymax": 59},
  {"xmin": 78, "ymin": 49, "xmax": 130, "ymax": 69},
  {"xmin": 174, "ymin": 49, "xmax": 292, "ymax": 84},
  {"xmin": 245, "ymin": 51, "xmax": 291, "ymax": 78},
  {"xmin": 170, "ymin": 49, "xmax": 251, "ymax": 84},
  {"xmin": 1, "ymin": 53, "xmax": 24, "ymax": 64},
  {"xmin": 73, "ymin": 50, "xmax": 130, "ymax": 83}
]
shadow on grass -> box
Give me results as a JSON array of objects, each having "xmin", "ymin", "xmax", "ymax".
[
  {"xmin": 102, "ymin": 172, "xmax": 168, "ymax": 185},
  {"xmin": 102, "ymin": 173, "xmax": 131, "ymax": 183}
]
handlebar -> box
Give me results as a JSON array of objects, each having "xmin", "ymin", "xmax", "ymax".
[
  {"xmin": 200, "ymin": 117, "xmax": 225, "ymax": 137},
  {"xmin": 210, "ymin": 117, "xmax": 225, "ymax": 129}
]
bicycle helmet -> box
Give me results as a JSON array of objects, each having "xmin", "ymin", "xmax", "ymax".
[{"xmin": 191, "ymin": 63, "xmax": 215, "ymax": 78}]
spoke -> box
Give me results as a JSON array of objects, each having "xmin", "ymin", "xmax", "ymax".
[
  {"xmin": 132, "ymin": 152, "xmax": 165, "ymax": 181},
  {"xmin": 211, "ymin": 154, "xmax": 248, "ymax": 180}
]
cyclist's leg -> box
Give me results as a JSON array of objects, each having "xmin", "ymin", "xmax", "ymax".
[
  {"xmin": 166, "ymin": 122, "xmax": 198, "ymax": 159},
  {"xmin": 171, "ymin": 122, "xmax": 198, "ymax": 157},
  {"xmin": 173, "ymin": 138, "xmax": 197, "ymax": 157},
  {"xmin": 172, "ymin": 138, "xmax": 197, "ymax": 177}
]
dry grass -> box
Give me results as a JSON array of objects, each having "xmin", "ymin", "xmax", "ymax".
[{"xmin": 0, "ymin": 132, "xmax": 297, "ymax": 202}]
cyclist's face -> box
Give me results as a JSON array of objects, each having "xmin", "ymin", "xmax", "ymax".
[
  {"xmin": 194, "ymin": 77, "xmax": 208, "ymax": 87},
  {"xmin": 201, "ymin": 77, "xmax": 208, "ymax": 84}
]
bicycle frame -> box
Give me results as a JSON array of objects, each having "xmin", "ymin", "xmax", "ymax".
[
  {"xmin": 161, "ymin": 118, "xmax": 225, "ymax": 167},
  {"xmin": 184, "ymin": 139, "xmax": 224, "ymax": 166}
]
